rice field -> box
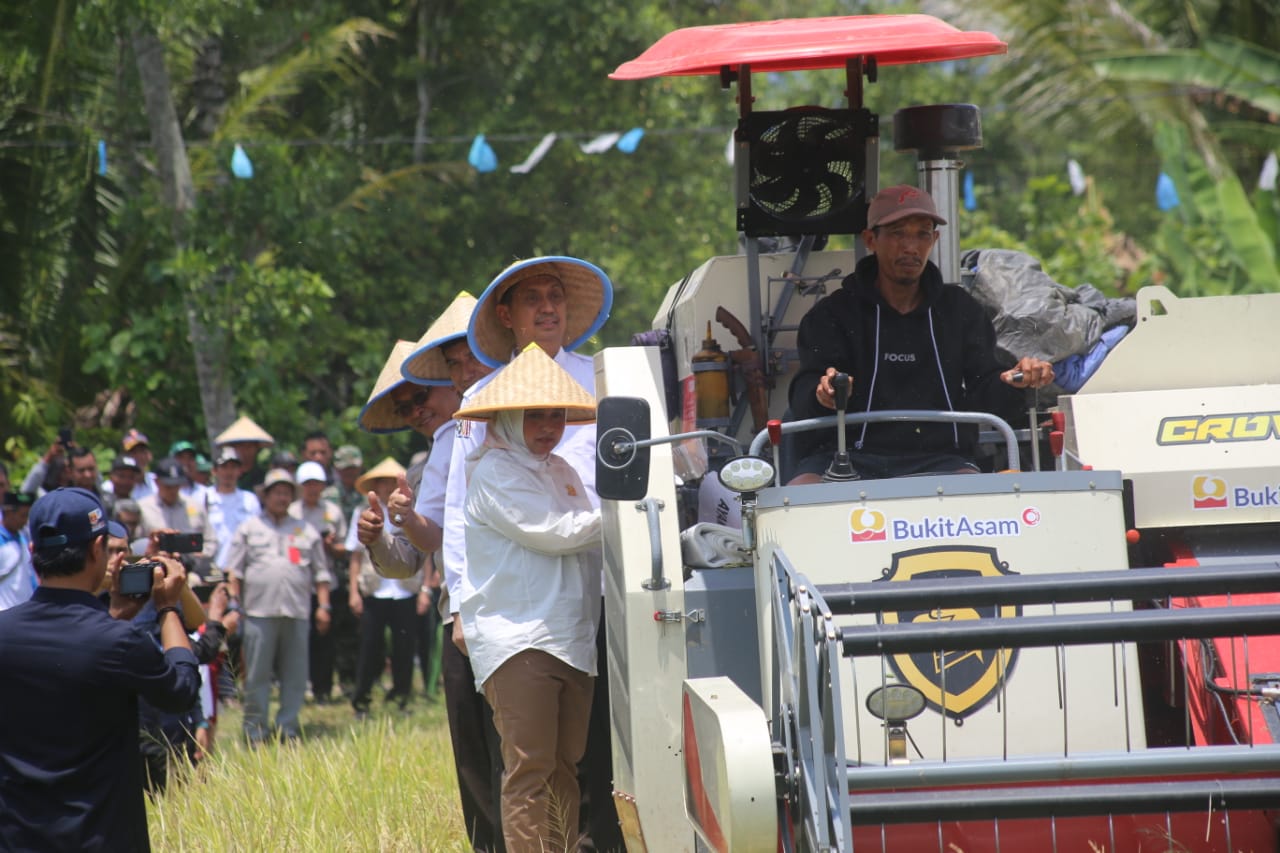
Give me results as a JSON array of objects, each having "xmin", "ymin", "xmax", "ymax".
[{"xmin": 147, "ymin": 693, "xmax": 472, "ymax": 852}]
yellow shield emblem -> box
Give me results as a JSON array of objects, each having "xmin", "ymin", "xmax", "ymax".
[{"xmin": 877, "ymin": 546, "xmax": 1019, "ymax": 720}]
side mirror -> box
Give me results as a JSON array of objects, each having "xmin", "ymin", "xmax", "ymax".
[{"xmin": 596, "ymin": 396, "xmax": 651, "ymax": 501}]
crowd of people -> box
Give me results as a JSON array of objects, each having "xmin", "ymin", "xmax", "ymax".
[
  {"xmin": 0, "ymin": 187, "xmax": 1057, "ymax": 853},
  {"xmin": 0, "ymin": 253, "xmax": 623, "ymax": 853}
]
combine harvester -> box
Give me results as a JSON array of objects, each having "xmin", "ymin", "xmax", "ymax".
[{"xmin": 592, "ymin": 13, "xmax": 1280, "ymax": 853}]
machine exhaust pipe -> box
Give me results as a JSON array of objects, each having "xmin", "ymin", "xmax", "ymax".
[{"xmin": 893, "ymin": 104, "xmax": 984, "ymax": 287}]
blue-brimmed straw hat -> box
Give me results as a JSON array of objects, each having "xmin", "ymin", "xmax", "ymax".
[
  {"xmin": 401, "ymin": 292, "xmax": 478, "ymax": 386},
  {"xmin": 467, "ymin": 257, "xmax": 612, "ymax": 369},
  {"xmin": 360, "ymin": 340, "xmax": 417, "ymax": 434}
]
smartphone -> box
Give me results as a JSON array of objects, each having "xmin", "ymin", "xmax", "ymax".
[
  {"xmin": 118, "ymin": 560, "xmax": 162, "ymax": 596},
  {"xmin": 57, "ymin": 427, "xmax": 73, "ymax": 448},
  {"xmin": 158, "ymin": 532, "xmax": 204, "ymax": 554}
]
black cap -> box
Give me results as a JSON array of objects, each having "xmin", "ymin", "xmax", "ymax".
[
  {"xmin": 2, "ymin": 491, "xmax": 35, "ymax": 510},
  {"xmin": 154, "ymin": 458, "xmax": 187, "ymax": 486}
]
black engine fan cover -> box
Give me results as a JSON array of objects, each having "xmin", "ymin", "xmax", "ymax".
[{"xmin": 737, "ymin": 107, "xmax": 878, "ymax": 238}]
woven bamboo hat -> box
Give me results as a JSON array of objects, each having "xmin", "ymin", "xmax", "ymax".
[
  {"xmin": 467, "ymin": 256, "xmax": 612, "ymax": 369},
  {"xmin": 401, "ymin": 292, "xmax": 477, "ymax": 385},
  {"xmin": 356, "ymin": 456, "xmax": 407, "ymax": 494},
  {"xmin": 359, "ymin": 340, "xmax": 417, "ymax": 434},
  {"xmin": 454, "ymin": 343, "xmax": 596, "ymax": 423},
  {"xmin": 215, "ymin": 415, "xmax": 274, "ymax": 447}
]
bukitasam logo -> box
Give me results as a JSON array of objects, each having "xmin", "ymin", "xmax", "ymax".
[
  {"xmin": 849, "ymin": 506, "xmax": 1039, "ymax": 543},
  {"xmin": 849, "ymin": 508, "xmax": 887, "ymax": 542},
  {"xmin": 1191, "ymin": 474, "xmax": 1280, "ymax": 510},
  {"xmin": 1192, "ymin": 475, "xmax": 1228, "ymax": 509},
  {"xmin": 1158, "ymin": 411, "xmax": 1280, "ymax": 445}
]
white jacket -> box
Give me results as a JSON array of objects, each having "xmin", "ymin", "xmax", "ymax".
[{"xmin": 459, "ymin": 410, "xmax": 602, "ymax": 690}]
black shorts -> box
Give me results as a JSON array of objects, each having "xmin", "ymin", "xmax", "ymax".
[{"xmin": 791, "ymin": 448, "xmax": 979, "ymax": 481}]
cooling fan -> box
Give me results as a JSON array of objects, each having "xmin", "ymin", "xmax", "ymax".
[{"xmin": 737, "ymin": 107, "xmax": 877, "ymax": 238}]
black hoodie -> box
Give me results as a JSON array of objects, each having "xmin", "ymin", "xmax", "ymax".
[{"xmin": 789, "ymin": 254, "xmax": 1022, "ymax": 461}]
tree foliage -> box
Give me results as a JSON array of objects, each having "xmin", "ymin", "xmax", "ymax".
[{"xmin": 2, "ymin": 0, "xmax": 1278, "ymax": 471}]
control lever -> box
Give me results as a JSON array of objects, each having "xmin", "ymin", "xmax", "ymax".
[
  {"xmin": 767, "ymin": 420, "xmax": 783, "ymax": 487},
  {"xmin": 824, "ymin": 372, "xmax": 857, "ymax": 482}
]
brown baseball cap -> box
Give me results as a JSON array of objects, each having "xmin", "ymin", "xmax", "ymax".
[{"xmin": 867, "ymin": 185, "xmax": 947, "ymax": 229}]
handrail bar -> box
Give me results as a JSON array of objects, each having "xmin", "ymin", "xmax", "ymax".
[
  {"xmin": 839, "ymin": 604, "xmax": 1280, "ymax": 657},
  {"xmin": 821, "ymin": 561, "xmax": 1280, "ymax": 613},
  {"xmin": 748, "ymin": 409, "xmax": 1021, "ymax": 471},
  {"xmin": 846, "ymin": 743, "xmax": 1280, "ymax": 790}
]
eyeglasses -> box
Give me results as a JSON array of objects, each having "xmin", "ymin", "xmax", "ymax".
[{"xmin": 392, "ymin": 389, "xmax": 431, "ymax": 419}]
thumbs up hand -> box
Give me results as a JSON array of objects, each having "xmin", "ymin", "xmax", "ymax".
[
  {"xmin": 387, "ymin": 475, "xmax": 414, "ymax": 526},
  {"xmin": 357, "ymin": 491, "xmax": 384, "ymax": 546}
]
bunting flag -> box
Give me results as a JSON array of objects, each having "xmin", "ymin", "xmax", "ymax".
[
  {"xmin": 468, "ymin": 134, "xmax": 498, "ymax": 173},
  {"xmin": 1156, "ymin": 172, "xmax": 1180, "ymax": 211},
  {"xmin": 1067, "ymin": 159, "xmax": 1086, "ymax": 196},
  {"xmin": 616, "ymin": 127, "xmax": 645, "ymax": 154},
  {"xmin": 231, "ymin": 144, "xmax": 254, "ymax": 179},
  {"xmin": 963, "ymin": 171, "xmax": 976, "ymax": 211},
  {"xmin": 510, "ymin": 132, "xmax": 557, "ymax": 174},
  {"xmin": 579, "ymin": 132, "xmax": 621, "ymax": 154},
  {"xmin": 97, "ymin": 140, "xmax": 108, "ymax": 176},
  {"xmin": 1260, "ymin": 152, "xmax": 1278, "ymax": 192}
]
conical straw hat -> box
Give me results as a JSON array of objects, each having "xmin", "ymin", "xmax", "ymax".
[
  {"xmin": 356, "ymin": 456, "xmax": 407, "ymax": 494},
  {"xmin": 468, "ymin": 256, "xmax": 612, "ymax": 369},
  {"xmin": 454, "ymin": 344, "xmax": 596, "ymax": 423},
  {"xmin": 215, "ymin": 415, "xmax": 274, "ymax": 447},
  {"xmin": 401, "ymin": 292, "xmax": 477, "ymax": 385},
  {"xmin": 359, "ymin": 340, "xmax": 417, "ymax": 434}
]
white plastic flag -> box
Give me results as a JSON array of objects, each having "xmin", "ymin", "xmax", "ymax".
[
  {"xmin": 579, "ymin": 132, "xmax": 621, "ymax": 154},
  {"xmin": 1259, "ymin": 152, "xmax": 1278, "ymax": 192},
  {"xmin": 510, "ymin": 133, "xmax": 558, "ymax": 174},
  {"xmin": 1067, "ymin": 159, "xmax": 1086, "ymax": 196}
]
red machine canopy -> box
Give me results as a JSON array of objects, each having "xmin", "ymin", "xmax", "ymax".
[{"xmin": 610, "ymin": 14, "xmax": 1006, "ymax": 80}]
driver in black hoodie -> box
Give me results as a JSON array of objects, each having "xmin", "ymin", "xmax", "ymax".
[{"xmin": 788, "ymin": 185, "xmax": 1055, "ymax": 484}]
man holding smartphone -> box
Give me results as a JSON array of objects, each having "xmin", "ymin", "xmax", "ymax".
[
  {"xmin": 136, "ymin": 458, "xmax": 218, "ymax": 580},
  {"xmin": 0, "ymin": 487, "xmax": 198, "ymax": 851}
]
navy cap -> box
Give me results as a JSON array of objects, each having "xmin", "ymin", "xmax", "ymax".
[
  {"xmin": 29, "ymin": 487, "xmax": 127, "ymax": 550},
  {"xmin": 154, "ymin": 458, "xmax": 187, "ymax": 486}
]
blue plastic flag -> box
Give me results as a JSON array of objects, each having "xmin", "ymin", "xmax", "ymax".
[
  {"xmin": 97, "ymin": 140, "xmax": 107, "ymax": 176},
  {"xmin": 616, "ymin": 127, "xmax": 645, "ymax": 154},
  {"xmin": 231, "ymin": 144, "xmax": 254, "ymax": 179},
  {"xmin": 468, "ymin": 134, "xmax": 498, "ymax": 173},
  {"xmin": 1156, "ymin": 172, "xmax": 1179, "ymax": 211},
  {"xmin": 963, "ymin": 171, "xmax": 976, "ymax": 211}
]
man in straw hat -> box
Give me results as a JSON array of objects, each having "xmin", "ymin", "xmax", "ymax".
[
  {"xmin": 214, "ymin": 415, "xmax": 275, "ymax": 491},
  {"xmin": 357, "ymin": 324, "xmax": 504, "ymax": 851},
  {"xmin": 345, "ymin": 457, "xmax": 421, "ymax": 717},
  {"xmin": 453, "ymin": 344, "xmax": 600, "ymax": 853},
  {"xmin": 445, "ymin": 257, "xmax": 621, "ymax": 850}
]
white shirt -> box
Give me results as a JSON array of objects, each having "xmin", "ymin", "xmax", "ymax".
[
  {"xmin": 208, "ymin": 487, "xmax": 260, "ymax": 568},
  {"xmin": 442, "ymin": 348, "xmax": 598, "ymax": 611},
  {"xmin": 460, "ymin": 438, "xmax": 601, "ymax": 690},
  {"xmin": 413, "ymin": 420, "xmax": 456, "ymax": 528},
  {"xmin": 0, "ymin": 525, "xmax": 33, "ymax": 612}
]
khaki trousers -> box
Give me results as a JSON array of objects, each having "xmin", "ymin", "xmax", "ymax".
[{"xmin": 484, "ymin": 649, "xmax": 593, "ymax": 853}]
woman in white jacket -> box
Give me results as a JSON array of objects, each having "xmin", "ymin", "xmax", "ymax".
[{"xmin": 455, "ymin": 344, "xmax": 600, "ymax": 853}]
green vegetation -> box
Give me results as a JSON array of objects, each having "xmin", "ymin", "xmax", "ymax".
[
  {"xmin": 149, "ymin": 697, "xmax": 471, "ymax": 851},
  {"xmin": 2, "ymin": 0, "xmax": 1277, "ymax": 469}
]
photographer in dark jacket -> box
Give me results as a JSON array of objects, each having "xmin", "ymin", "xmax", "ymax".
[
  {"xmin": 789, "ymin": 185, "xmax": 1055, "ymax": 483},
  {"xmin": 0, "ymin": 487, "xmax": 199, "ymax": 851}
]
